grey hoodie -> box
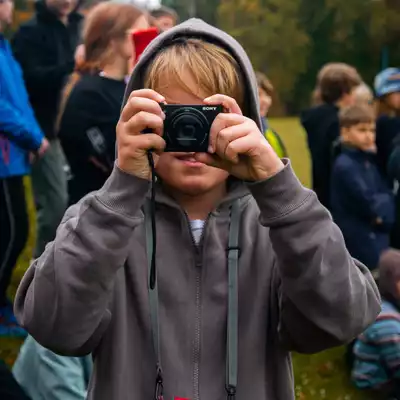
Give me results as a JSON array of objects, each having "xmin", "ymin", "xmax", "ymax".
[{"xmin": 15, "ymin": 19, "xmax": 380, "ymax": 400}]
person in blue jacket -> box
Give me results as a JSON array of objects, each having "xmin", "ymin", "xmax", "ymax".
[
  {"xmin": 331, "ymin": 104, "xmax": 395, "ymax": 271},
  {"xmin": 0, "ymin": 0, "xmax": 48, "ymax": 336}
]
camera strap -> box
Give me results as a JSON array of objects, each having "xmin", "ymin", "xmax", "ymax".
[{"xmin": 144, "ymin": 199, "xmax": 242, "ymax": 400}]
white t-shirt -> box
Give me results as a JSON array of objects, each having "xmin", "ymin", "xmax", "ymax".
[{"xmin": 189, "ymin": 220, "xmax": 205, "ymax": 244}]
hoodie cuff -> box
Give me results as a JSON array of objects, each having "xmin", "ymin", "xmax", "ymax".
[
  {"xmin": 247, "ymin": 159, "xmax": 312, "ymax": 223},
  {"xmin": 95, "ymin": 164, "xmax": 150, "ymax": 218}
]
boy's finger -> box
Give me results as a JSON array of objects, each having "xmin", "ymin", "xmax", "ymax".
[
  {"xmin": 120, "ymin": 133, "xmax": 166, "ymax": 154},
  {"xmin": 208, "ymin": 113, "xmax": 245, "ymax": 153},
  {"xmin": 127, "ymin": 89, "xmax": 165, "ymax": 103},
  {"xmin": 123, "ymin": 111, "xmax": 164, "ymax": 137},
  {"xmin": 121, "ymin": 90, "xmax": 165, "ymax": 122},
  {"xmin": 224, "ymin": 135, "xmax": 255, "ymax": 160},
  {"xmin": 121, "ymin": 97, "xmax": 165, "ymax": 122},
  {"xmin": 215, "ymin": 124, "xmax": 251, "ymax": 156},
  {"xmin": 204, "ymin": 94, "xmax": 243, "ymax": 115}
]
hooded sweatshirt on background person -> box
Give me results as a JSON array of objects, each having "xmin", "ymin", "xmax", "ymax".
[
  {"xmin": 14, "ymin": 19, "xmax": 380, "ymax": 400},
  {"xmin": 301, "ymin": 103, "xmax": 339, "ymax": 210}
]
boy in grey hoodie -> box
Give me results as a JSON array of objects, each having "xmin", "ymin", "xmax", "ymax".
[{"xmin": 14, "ymin": 19, "xmax": 380, "ymax": 400}]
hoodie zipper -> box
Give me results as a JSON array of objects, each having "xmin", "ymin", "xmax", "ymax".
[{"xmin": 183, "ymin": 211, "xmax": 211, "ymax": 400}]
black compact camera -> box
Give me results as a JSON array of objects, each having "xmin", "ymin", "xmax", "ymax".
[{"xmin": 161, "ymin": 104, "xmax": 223, "ymax": 152}]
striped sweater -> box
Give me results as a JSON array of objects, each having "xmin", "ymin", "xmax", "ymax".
[{"xmin": 352, "ymin": 300, "xmax": 400, "ymax": 390}]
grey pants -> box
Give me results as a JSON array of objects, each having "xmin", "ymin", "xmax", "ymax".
[{"xmin": 31, "ymin": 139, "xmax": 68, "ymax": 258}]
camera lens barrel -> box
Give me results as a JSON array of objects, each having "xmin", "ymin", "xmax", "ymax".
[{"xmin": 162, "ymin": 104, "xmax": 223, "ymax": 152}]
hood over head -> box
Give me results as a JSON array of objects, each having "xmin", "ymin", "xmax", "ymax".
[{"xmin": 123, "ymin": 18, "xmax": 262, "ymax": 131}]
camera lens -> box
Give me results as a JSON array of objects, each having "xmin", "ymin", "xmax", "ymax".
[{"xmin": 169, "ymin": 108, "xmax": 208, "ymax": 148}]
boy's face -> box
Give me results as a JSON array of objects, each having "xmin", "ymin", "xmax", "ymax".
[
  {"xmin": 258, "ymin": 87, "xmax": 272, "ymax": 118},
  {"xmin": 341, "ymin": 122, "xmax": 376, "ymax": 152},
  {"xmin": 45, "ymin": 0, "xmax": 76, "ymax": 19},
  {"xmin": 0, "ymin": 0, "xmax": 14, "ymax": 27},
  {"xmin": 386, "ymin": 92, "xmax": 400, "ymax": 111},
  {"xmin": 154, "ymin": 15, "xmax": 175, "ymax": 32},
  {"xmin": 155, "ymin": 73, "xmax": 230, "ymax": 196}
]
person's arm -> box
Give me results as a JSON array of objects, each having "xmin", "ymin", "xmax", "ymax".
[
  {"xmin": 58, "ymin": 89, "xmax": 116, "ymax": 172},
  {"xmin": 12, "ymin": 26, "xmax": 74, "ymax": 91},
  {"xmin": 15, "ymin": 89, "xmax": 166, "ymax": 356},
  {"xmin": 249, "ymin": 161, "xmax": 381, "ymax": 353},
  {"xmin": 14, "ymin": 167, "xmax": 150, "ymax": 356},
  {"xmin": 37, "ymin": 348, "xmax": 92, "ymax": 400},
  {"xmin": 379, "ymin": 330, "xmax": 400, "ymax": 381},
  {"xmin": 0, "ymin": 97, "xmax": 44, "ymax": 151}
]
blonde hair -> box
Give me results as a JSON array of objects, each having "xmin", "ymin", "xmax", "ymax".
[
  {"xmin": 354, "ymin": 83, "xmax": 373, "ymax": 106},
  {"xmin": 145, "ymin": 38, "xmax": 244, "ymax": 108}
]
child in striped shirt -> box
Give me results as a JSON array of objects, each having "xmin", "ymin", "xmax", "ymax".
[{"xmin": 352, "ymin": 249, "xmax": 400, "ymax": 398}]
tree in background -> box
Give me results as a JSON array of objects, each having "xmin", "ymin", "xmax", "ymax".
[
  {"xmin": 162, "ymin": 0, "xmax": 220, "ymax": 25},
  {"xmin": 218, "ymin": 0, "xmax": 309, "ymax": 114},
  {"xmin": 218, "ymin": 0, "xmax": 400, "ymax": 114}
]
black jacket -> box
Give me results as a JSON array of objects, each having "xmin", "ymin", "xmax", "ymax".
[
  {"xmin": 331, "ymin": 147, "xmax": 394, "ymax": 270},
  {"xmin": 301, "ymin": 103, "xmax": 339, "ymax": 210},
  {"xmin": 377, "ymin": 115, "xmax": 400, "ymax": 182},
  {"xmin": 58, "ymin": 74, "xmax": 126, "ymax": 205},
  {"xmin": 12, "ymin": 2, "xmax": 82, "ymax": 140}
]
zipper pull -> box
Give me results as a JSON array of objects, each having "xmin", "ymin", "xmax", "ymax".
[
  {"xmin": 226, "ymin": 385, "xmax": 236, "ymax": 400},
  {"xmin": 154, "ymin": 365, "xmax": 164, "ymax": 400}
]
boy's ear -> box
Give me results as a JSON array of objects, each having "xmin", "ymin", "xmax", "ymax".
[{"xmin": 341, "ymin": 127, "xmax": 350, "ymax": 142}]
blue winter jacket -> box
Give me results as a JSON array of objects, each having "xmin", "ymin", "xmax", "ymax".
[
  {"xmin": 331, "ymin": 146, "xmax": 395, "ymax": 270},
  {"xmin": 0, "ymin": 35, "xmax": 44, "ymax": 178}
]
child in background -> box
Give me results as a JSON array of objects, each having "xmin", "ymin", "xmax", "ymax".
[
  {"xmin": 375, "ymin": 68, "xmax": 400, "ymax": 181},
  {"xmin": 354, "ymin": 82, "xmax": 374, "ymax": 107},
  {"xmin": 150, "ymin": 5, "xmax": 178, "ymax": 32},
  {"xmin": 301, "ymin": 63, "xmax": 362, "ymax": 209},
  {"xmin": 255, "ymin": 71, "xmax": 287, "ymax": 158},
  {"xmin": 352, "ymin": 249, "xmax": 400, "ymax": 399},
  {"xmin": 58, "ymin": 3, "xmax": 148, "ymax": 205},
  {"xmin": 331, "ymin": 104, "xmax": 394, "ymax": 271}
]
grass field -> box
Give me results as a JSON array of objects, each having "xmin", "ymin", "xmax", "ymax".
[{"xmin": 0, "ymin": 118, "xmax": 378, "ymax": 399}]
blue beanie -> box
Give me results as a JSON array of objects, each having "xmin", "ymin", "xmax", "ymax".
[{"xmin": 374, "ymin": 68, "xmax": 400, "ymax": 98}]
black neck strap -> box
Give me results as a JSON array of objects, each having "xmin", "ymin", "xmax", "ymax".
[{"xmin": 145, "ymin": 200, "xmax": 241, "ymax": 400}]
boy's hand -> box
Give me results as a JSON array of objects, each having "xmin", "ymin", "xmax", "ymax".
[
  {"xmin": 116, "ymin": 89, "xmax": 166, "ymax": 179},
  {"xmin": 194, "ymin": 95, "xmax": 284, "ymax": 181}
]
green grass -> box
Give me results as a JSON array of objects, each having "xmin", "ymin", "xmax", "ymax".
[{"xmin": 0, "ymin": 118, "xmax": 377, "ymax": 399}]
